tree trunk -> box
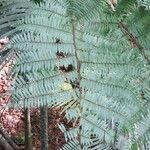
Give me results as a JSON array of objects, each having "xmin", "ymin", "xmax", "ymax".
[
  {"xmin": 40, "ymin": 106, "xmax": 49, "ymax": 150},
  {"xmin": 24, "ymin": 108, "xmax": 33, "ymax": 150}
]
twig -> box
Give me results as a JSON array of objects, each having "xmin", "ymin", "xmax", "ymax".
[{"xmin": 118, "ymin": 21, "xmax": 150, "ymax": 63}]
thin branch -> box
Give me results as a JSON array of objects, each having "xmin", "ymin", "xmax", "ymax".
[
  {"xmin": 0, "ymin": 123, "xmax": 20, "ymax": 150},
  {"xmin": 118, "ymin": 21, "xmax": 150, "ymax": 63},
  {"xmin": 24, "ymin": 108, "xmax": 33, "ymax": 150},
  {"xmin": 40, "ymin": 106, "xmax": 48, "ymax": 150},
  {"xmin": 0, "ymin": 134, "xmax": 14, "ymax": 150}
]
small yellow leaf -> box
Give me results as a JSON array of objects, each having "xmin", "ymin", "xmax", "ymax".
[{"xmin": 60, "ymin": 82, "xmax": 73, "ymax": 91}]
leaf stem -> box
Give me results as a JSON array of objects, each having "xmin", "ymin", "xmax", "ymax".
[{"xmin": 72, "ymin": 21, "xmax": 82, "ymax": 150}]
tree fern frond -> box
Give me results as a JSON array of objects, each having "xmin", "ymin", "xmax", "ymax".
[
  {"xmin": 131, "ymin": 111, "xmax": 150, "ymax": 148},
  {"xmin": 60, "ymin": 138, "xmax": 79, "ymax": 150},
  {"xmin": 1, "ymin": 0, "xmax": 150, "ymax": 149},
  {"xmin": 115, "ymin": 0, "xmax": 137, "ymax": 14},
  {"xmin": 138, "ymin": 0, "xmax": 150, "ymax": 10}
]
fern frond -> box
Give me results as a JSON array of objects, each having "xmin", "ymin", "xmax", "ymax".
[{"xmin": 1, "ymin": 0, "xmax": 150, "ymax": 149}]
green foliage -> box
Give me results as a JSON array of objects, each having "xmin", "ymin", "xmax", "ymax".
[
  {"xmin": 31, "ymin": 0, "xmax": 43, "ymax": 4},
  {"xmin": 138, "ymin": 0, "xmax": 150, "ymax": 10},
  {"xmin": 0, "ymin": 0, "xmax": 150, "ymax": 149}
]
